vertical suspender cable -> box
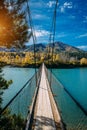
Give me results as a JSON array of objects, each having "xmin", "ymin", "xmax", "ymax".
[
  {"xmin": 51, "ymin": 0, "xmax": 58, "ymax": 65},
  {"xmin": 26, "ymin": 0, "xmax": 37, "ymax": 86},
  {"xmin": 48, "ymin": 0, "xmax": 58, "ymax": 86}
]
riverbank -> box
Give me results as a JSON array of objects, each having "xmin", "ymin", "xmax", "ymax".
[{"xmin": 0, "ymin": 61, "xmax": 87, "ymax": 68}]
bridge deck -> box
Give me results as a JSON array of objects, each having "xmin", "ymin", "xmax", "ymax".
[{"xmin": 33, "ymin": 64, "xmax": 56, "ymax": 130}]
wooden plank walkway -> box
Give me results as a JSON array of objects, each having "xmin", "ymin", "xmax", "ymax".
[{"xmin": 33, "ymin": 64, "xmax": 60, "ymax": 130}]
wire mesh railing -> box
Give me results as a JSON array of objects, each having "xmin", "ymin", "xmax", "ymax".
[
  {"xmin": 0, "ymin": 66, "xmax": 42, "ymax": 130},
  {"xmin": 45, "ymin": 67, "xmax": 87, "ymax": 130}
]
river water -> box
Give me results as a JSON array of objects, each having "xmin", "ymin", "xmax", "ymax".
[
  {"xmin": 52, "ymin": 68, "xmax": 87, "ymax": 112},
  {"xmin": 51, "ymin": 68, "xmax": 87, "ymax": 130},
  {"xmin": 2, "ymin": 66, "xmax": 35, "ymax": 107}
]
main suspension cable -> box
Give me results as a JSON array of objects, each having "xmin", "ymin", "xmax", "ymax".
[
  {"xmin": 48, "ymin": 0, "xmax": 58, "ymax": 86},
  {"xmin": 51, "ymin": 0, "xmax": 58, "ymax": 64},
  {"xmin": 26, "ymin": 0, "xmax": 37, "ymax": 85}
]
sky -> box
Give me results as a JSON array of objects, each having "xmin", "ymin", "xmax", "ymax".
[{"xmin": 29, "ymin": 0, "xmax": 87, "ymax": 50}]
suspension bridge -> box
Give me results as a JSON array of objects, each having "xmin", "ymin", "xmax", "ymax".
[
  {"xmin": 1, "ymin": 0, "xmax": 87, "ymax": 130},
  {"xmin": 26, "ymin": 63, "xmax": 63, "ymax": 130}
]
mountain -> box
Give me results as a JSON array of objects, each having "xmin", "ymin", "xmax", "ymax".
[
  {"xmin": 47, "ymin": 42, "xmax": 83, "ymax": 53},
  {"xmin": 0, "ymin": 42, "xmax": 86, "ymax": 54},
  {"xmin": 25, "ymin": 43, "xmax": 46, "ymax": 52},
  {"xmin": 0, "ymin": 47, "xmax": 9, "ymax": 52},
  {"xmin": 25, "ymin": 41, "xmax": 85, "ymax": 53},
  {"xmin": 0, "ymin": 46, "xmax": 18, "ymax": 52}
]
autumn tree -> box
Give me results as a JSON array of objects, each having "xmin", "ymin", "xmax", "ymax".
[{"xmin": 80, "ymin": 58, "xmax": 87, "ymax": 65}]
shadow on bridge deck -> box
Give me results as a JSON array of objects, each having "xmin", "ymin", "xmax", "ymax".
[{"xmin": 32, "ymin": 116, "xmax": 62, "ymax": 130}]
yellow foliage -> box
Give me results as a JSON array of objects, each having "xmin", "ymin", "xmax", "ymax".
[{"xmin": 80, "ymin": 58, "xmax": 87, "ymax": 65}]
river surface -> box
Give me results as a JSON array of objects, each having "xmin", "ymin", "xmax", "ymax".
[
  {"xmin": 52, "ymin": 68, "xmax": 87, "ymax": 112},
  {"xmin": 50, "ymin": 68, "xmax": 87, "ymax": 130},
  {"xmin": 2, "ymin": 66, "xmax": 35, "ymax": 107}
]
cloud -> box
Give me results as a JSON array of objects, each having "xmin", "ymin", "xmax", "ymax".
[
  {"xmin": 47, "ymin": 1, "xmax": 56, "ymax": 8},
  {"xmin": 64, "ymin": 2, "xmax": 73, "ymax": 8},
  {"xmin": 34, "ymin": 14, "xmax": 43, "ymax": 19},
  {"xmin": 28, "ymin": 29, "xmax": 49, "ymax": 43},
  {"xmin": 68, "ymin": 15, "xmax": 76, "ymax": 19},
  {"xmin": 76, "ymin": 33, "xmax": 87, "ymax": 38},
  {"xmin": 60, "ymin": 7, "xmax": 65, "ymax": 13},
  {"xmin": 57, "ymin": 33, "xmax": 67, "ymax": 38},
  {"xmin": 26, "ymin": 29, "xmax": 49, "ymax": 44},
  {"xmin": 60, "ymin": 2, "xmax": 73, "ymax": 13},
  {"xmin": 76, "ymin": 45, "xmax": 87, "ymax": 50},
  {"xmin": 35, "ymin": 30, "xmax": 49, "ymax": 37},
  {"xmin": 32, "ymin": 14, "xmax": 49, "ymax": 20},
  {"xmin": 30, "ymin": 1, "xmax": 46, "ymax": 8},
  {"xmin": 83, "ymin": 16, "xmax": 87, "ymax": 23},
  {"xmin": 85, "ymin": 16, "xmax": 87, "ymax": 20}
]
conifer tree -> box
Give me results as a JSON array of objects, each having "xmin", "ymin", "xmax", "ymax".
[
  {"xmin": 0, "ymin": 0, "xmax": 30, "ymax": 48},
  {"xmin": 0, "ymin": 1, "xmax": 29, "ymax": 129},
  {"xmin": 0, "ymin": 67, "xmax": 11, "ymax": 112}
]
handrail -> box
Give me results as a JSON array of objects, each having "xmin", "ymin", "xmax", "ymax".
[
  {"xmin": 25, "ymin": 64, "xmax": 42, "ymax": 130},
  {"xmin": 47, "ymin": 68, "xmax": 87, "ymax": 116},
  {"xmin": 0, "ymin": 69, "xmax": 38, "ymax": 115},
  {"xmin": 44, "ymin": 64, "xmax": 65, "ymax": 130},
  {"xmin": 45, "ymin": 66, "xmax": 87, "ymax": 130}
]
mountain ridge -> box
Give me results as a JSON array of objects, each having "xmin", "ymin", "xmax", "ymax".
[
  {"xmin": 0, "ymin": 41, "xmax": 86, "ymax": 53},
  {"xmin": 25, "ymin": 41, "xmax": 86, "ymax": 53}
]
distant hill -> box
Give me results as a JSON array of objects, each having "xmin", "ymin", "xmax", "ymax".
[
  {"xmin": 0, "ymin": 46, "xmax": 16, "ymax": 52},
  {"xmin": 47, "ymin": 42, "xmax": 83, "ymax": 53},
  {"xmin": 0, "ymin": 41, "xmax": 86, "ymax": 56},
  {"xmin": 0, "ymin": 47, "xmax": 8, "ymax": 52},
  {"xmin": 25, "ymin": 43, "xmax": 46, "ymax": 52},
  {"xmin": 24, "ymin": 42, "xmax": 87, "ymax": 60},
  {"xmin": 25, "ymin": 41, "xmax": 85, "ymax": 53}
]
